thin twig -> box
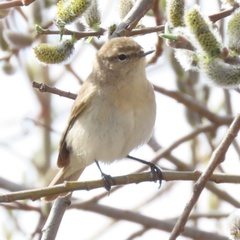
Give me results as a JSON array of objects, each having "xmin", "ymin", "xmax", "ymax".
[
  {"xmin": 126, "ymin": 228, "xmax": 149, "ymax": 240},
  {"xmin": 32, "ymin": 82, "xmax": 77, "ymax": 100},
  {"xmin": 0, "ymin": 176, "xmax": 29, "ymax": 192},
  {"xmin": 38, "ymin": 28, "xmax": 105, "ymax": 40},
  {"xmin": 206, "ymin": 182, "xmax": 240, "ymax": 208},
  {"xmin": 131, "ymin": 25, "xmax": 165, "ymax": 36},
  {"xmin": 169, "ymin": 114, "xmax": 240, "ymax": 239},
  {"xmin": 32, "ymin": 82, "xmax": 234, "ymax": 126},
  {"xmin": 0, "ymin": 202, "xmax": 40, "ymax": 212},
  {"xmin": 150, "ymin": 123, "xmax": 218, "ymax": 164},
  {"xmin": 72, "ymin": 202, "xmax": 227, "ymax": 240},
  {"xmin": 0, "ymin": 0, "xmax": 36, "ymax": 9},
  {"xmin": 209, "ymin": 5, "xmax": 239, "ymax": 23},
  {"xmin": 154, "ymin": 85, "xmax": 233, "ymax": 125},
  {"xmin": 37, "ymin": 25, "xmax": 165, "ymax": 38}
]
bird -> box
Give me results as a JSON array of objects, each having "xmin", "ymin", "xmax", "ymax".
[{"xmin": 43, "ymin": 37, "xmax": 157, "ymax": 201}]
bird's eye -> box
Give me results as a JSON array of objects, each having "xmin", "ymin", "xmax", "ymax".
[{"xmin": 117, "ymin": 54, "xmax": 127, "ymax": 61}]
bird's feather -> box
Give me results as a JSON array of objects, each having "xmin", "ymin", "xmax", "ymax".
[{"xmin": 57, "ymin": 80, "xmax": 96, "ymax": 168}]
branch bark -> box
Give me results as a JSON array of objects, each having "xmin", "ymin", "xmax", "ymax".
[
  {"xmin": 1, "ymin": 171, "xmax": 240, "ymax": 203},
  {"xmin": 169, "ymin": 114, "xmax": 240, "ymax": 239}
]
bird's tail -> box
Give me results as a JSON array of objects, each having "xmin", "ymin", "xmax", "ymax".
[{"xmin": 43, "ymin": 166, "xmax": 85, "ymax": 202}]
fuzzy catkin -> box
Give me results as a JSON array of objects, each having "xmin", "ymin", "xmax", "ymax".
[
  {"xmin": 185, "ymin": 7, "xmax": 222, "ymax": 58},
  {"xmin": 228, "ymin": 8, "xmax": 240, "ymax": 55},
  {"xmin": 56, "ymin": 0, "xmax": 91, "ymax": 28},
  {"xmin": 119, "ymin": 0, "xmax": 134, "ymax": 19},
  {"xmin": 201, "ymin": 57, "xmax": 240, "ymax": 88},
  {"xmin": 166, "ymin": 0, "xmax": 185, "ymax": 28},
  {"xmin": 34, "ymin": 40, "xmax": 75, "ymax": 64},
  {"xmin": 83, "ymin": 0, "xmax": 101, "ymax": 30}
]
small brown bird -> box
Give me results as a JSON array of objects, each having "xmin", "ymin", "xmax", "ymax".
[{"xmin": 44, "ymin": 37, "xmax": 157, "ymax": 201}]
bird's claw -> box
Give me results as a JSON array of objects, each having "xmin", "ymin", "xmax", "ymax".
[
  {"xmin": 101, "ymin": 173, "xmax": 116, "ymax": 192},
  {"xmin": 148, "ymin": 163, "xmax": 162, "ymax": 188}
]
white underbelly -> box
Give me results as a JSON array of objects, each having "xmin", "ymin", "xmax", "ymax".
[{"xmin": 66, "ymin": 94, "xmax": 155, "ymax": 166}]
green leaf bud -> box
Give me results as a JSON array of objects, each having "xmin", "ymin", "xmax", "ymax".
[
  {"xmin": 33, "ymin": 39, "xmax": 75, "ymax": 64},
  {"xmin": 160, "ymin": 33, "xmax": 179, "ymax": 41},
  {"xmin": 108, "ymin": 24, "xmax": 117, "ymax": 37},
  {"xmin": 35, "ymin": 25, "xmax": 44, "ymax": 34}
]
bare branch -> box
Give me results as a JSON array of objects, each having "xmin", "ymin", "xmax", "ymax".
[
  {"xmin": 111, "ymin": 0, "xmax": 155, "ymax": 38},
  {"xmin": 154, "ymin": 85, "xmax": 233, "ymax": 125},
  {"xmin": 32, "ymin": 82, "xmax": 234, "ymax": 127},
  {"xmin": 0, "ymin": 176, "xmax": 29, "ymax": 192},
  {"xmin": 72, "ymin": 201, "xmax": 227, "ymax": 240},
  {"xmin": 41, "ymin": 195, "xmax": 71, "ymax": 240},
  {"xmin": 169, "ymin": 114, "xmax": 240, "ymax": 239},
  {"xmin": 209, "ymin": 5, "xmax": 239, "ymax": 23},
  {"xmin": 37, "ymin": 28, "xmax": 105, "ymax": 40},
  {"xmin": 0, "ymin": 0, "xmax": 36, "ymax": 9},
  {"xmin": 1, "ymin": 171, "xmax": 240, "ymax": 203},
  {"xmin": 32, "ymin": 81, "xmax": 77, "ymax": 100}
]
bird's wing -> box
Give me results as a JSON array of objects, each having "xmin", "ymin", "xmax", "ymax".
[{"xmin": 57, "ymin": 81, "xmax": 96, "ymax": 168}]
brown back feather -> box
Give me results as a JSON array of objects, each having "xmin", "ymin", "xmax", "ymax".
[{"xmin": 57, "ymin": 80, "xmax": 96, "ymax": 168}]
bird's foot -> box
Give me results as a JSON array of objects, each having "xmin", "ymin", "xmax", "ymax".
[
  {"xmin": 95, "ymin": 160, "xmax": 116, "ymax": 192},
  {"xmin": 127, "ymin": 155, "xmax": 162, "ymax": 188}
]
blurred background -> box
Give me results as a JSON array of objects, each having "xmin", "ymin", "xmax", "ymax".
[{"xmin": 0, "ymin": 0, "xmax": 240, "ymax": 239}]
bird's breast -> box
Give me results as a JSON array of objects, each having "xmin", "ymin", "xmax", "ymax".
[{"xmin": 66, "ymin": 80, "xmax": 156, "ymax": 165}]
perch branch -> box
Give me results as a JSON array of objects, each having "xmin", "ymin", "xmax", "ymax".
[{"xmin": 1, "ymin": 171, "xmax": 240, "ymax": 202}]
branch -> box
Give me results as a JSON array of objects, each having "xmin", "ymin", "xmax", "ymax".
[
  {"xmin": 111, "ymin": 0, "xmax": 155, "ymax": 38},
  {"xmin": 37, "ymin": 28, "xmax": 105, "ymax": 40},
  {"xmin": 206, "ymin": 182, "xmax": 240, "ymax": 208},
  {"xmin": 29, "ymin": 82, "xmax": 240, "ymax": 210},
  {"xmin": 71, "ymin": 201, "xmax": 227, "ymax": 240},
  {"xmin": 130, "ymin": 25, "xmax": 165, "ymax": 36},
  {"xmin": 209, "ymin": 5, "xmax": 239, "ymax": 23},
  {"xmin": 0, "ymin": 202, "xmax": 40, "ymax": 212},
  {"xmin": 0, "ymin": 176, "xmax": 29, "ymax": 192},
  {"xmin": 41, "ymin": 195, "xmax": 71, "ymax": 240},
  {"xmin": 37, "ymin": 25, "xmax": 165, "ymax": 38},
  {"xmin": 32, "ymin": 82, "xmax": 234, "ymax": 127},
  {"xmin": 151, "ymin": 123, "xmax": 218, "ymax": 162},
  {"xmin": 162, "ymin": 5, "xmax": 240, "ymax": 52},
  {"xmin": 1, "ymin": 171, "xmax": 240, "ymax": 203},
  {"xmin": 32, "ymin": 82, "xmax": 77, "ymax": 100},
  {"xmin": 153, "ymin": 85, "xmax": 233, "ymax": 125},
  {"xmin": 0, "ymin": 0, "xmax": 36, "ymax": 9},
  {"xmin": 169, "ymin": 114, "xmax": 240, "ymax": 239}
]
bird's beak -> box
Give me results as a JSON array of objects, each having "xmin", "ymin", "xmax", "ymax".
[{"xmin": 141, "ymin": 50, "xmax": 155, "ymax": 57}]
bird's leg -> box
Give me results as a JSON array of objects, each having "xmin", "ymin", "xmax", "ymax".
[
  {"xmin": 95, "ymin": 160, "xmax": 115, "ymax": 192},
  {"xmin": 127, "ymin": 155, "xmax": 162, "ymax": 188}
]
